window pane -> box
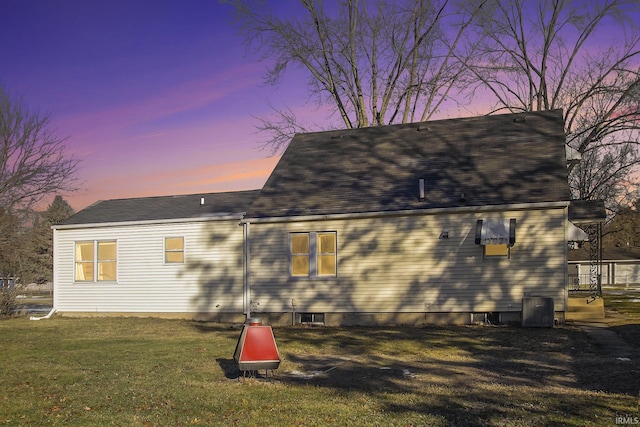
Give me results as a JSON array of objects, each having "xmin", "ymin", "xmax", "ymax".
[
  {"xmin": 98, "ymin": 261, "xmax": 117, "ymax": 281},
  {"xmin": 291, "ymin": 234, "xmax": 309, "ymax": 254},
  {"xmin": 75, "ymin": 262, "xmax": 93, "ymax": 281},
  {"xmin": 291, "ymin": 255, "xmax": 309, "ymax": 276},
  {"xmin": 318, "ymin": 233, "xmax": 336, "ymax": 254},
  {"xmin": 318, "ymin": 255, "xmax": 336, "ymax": 276},
  {"xmin": 75, "ymin": 242, "xmax": 94, "ymax": 261},
  {"xmin": 165, "ymin": 237, "xmax": 184, "ymax": 251},
  {"xmin": 98, "ymin": 241, "xmax": 116, "ymax": 260},
  {"xmin": 165, "ymin": 251, "xmax": 184, "ymax": 263},
  {"xmin": 485, "ymin": 244, "xmax": 508, "ymax": 257}
]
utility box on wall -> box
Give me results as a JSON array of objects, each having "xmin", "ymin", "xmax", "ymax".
[{"xmin": 522, "ymin": 297, "xmax": 555, "ymax": 328}]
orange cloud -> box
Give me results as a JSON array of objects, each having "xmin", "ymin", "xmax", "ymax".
[{"xmin": 66, "ymin": 155, "xmax": 281, "ymax": 210}]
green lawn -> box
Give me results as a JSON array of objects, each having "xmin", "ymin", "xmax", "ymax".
[
  {"xmin": 0, "ymin": 316, "xmax": 638, "ymax": 426},
  {"xmin": 603, "ymin": 290, "xmax": 640, "ymax": 362}
]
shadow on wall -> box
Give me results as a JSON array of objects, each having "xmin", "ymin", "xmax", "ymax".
[
  {"xmin": 243, "ymin": 208, "xmax": 565, "ymax": 325},
  {"xmin": 188, "ymin": 115, "xmax": 567, "ymax": 324},
  {"xmin": 179, "ymin": 221, "xmax": 245, "ymax": 322}
]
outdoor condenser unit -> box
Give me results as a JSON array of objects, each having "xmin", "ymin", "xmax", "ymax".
[{"xmin": 521, "ymin": 297, "xmax": 554, "ymax": 328}]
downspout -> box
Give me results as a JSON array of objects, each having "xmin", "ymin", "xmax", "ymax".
[
  {"xmin": 30, "ymin": 308, "xmax": 56, "ymax": 321},
  {"xmin": 244, "ymin": 221, "xmax": 251, "ymax": 321}
]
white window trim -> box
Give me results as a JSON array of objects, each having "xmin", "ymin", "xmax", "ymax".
[
  {"xmin": 74, "ymin": 240, "xmax": 118, "ymax": 283},
  {"xmin": 289, "ymin": 231, "xmax": 337, "ymax": 278},
  {"xmin": 164, "ymin": 236, "xmax": 185, "ymax": 264}
]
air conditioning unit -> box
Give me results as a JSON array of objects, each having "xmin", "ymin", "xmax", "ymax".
[{"xmin": 522, "ymin": 297, "xmax": 554, "ymax": 328}]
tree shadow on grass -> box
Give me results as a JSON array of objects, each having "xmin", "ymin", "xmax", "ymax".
[
  {"xmin": 270, "ymin": 325, "xmax": 639, "ymax": 424},
  {"xmin": 610, "ymin": 323, "xmax": 640, "ymax": 352}
]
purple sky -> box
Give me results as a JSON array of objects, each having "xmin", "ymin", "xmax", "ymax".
[
  {"xmin": 1, "ymin": 1, "xmax": 637, "ymax": 211},
  {"xmin": 0, "ymin": 0, "xmax": 320, "ymax": 211}
]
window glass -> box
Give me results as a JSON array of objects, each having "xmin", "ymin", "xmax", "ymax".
[
  {"xmin": 98, "ymin": 241, "xmax": 117, "ymax": 261},
  {"xmin": 165, "ymin": 237, "xmax": 185, "ymax": 263},
  {"xmin": 291, "ymin": 255, "xmax": 310, "ymax": 276},
  {"xmin": 165, "ymin": 251, "xmax": 184, "ymax": 263},
  {"xmin": 291, "ymin": 233, "xmax": 310, "ymax": 276},
  {"xmin": 75, "ymin": 241, "xmax": 94, "ymax": 261},
  {"xmin": 318, "ymin": 255, "xmax": 336, "ymax": 275},
  {"xmin": 485, "ymin": 244, "xmax": 508, "ymax": 257},
  {"xmin": 75, "ymin": 261, "xmax": 94, "ymax": 281},
  {"xmin": 317, "ymin": 233, "xmax": 337, "ymax": 276},
  {"xmin": 318, "ymin": 233, "xmax": 335, "ymax": 253},
  {"xmin": 291, "ymin": 234, "xmax": 309, "ymax": 254},
  {"xmin": 97, "ymin": 241, "xmax": 117, "ymax": 281},
  {"xmin": 98, "ymin": 261, "xmax": 117, "ymax": 281},
  {"xmin": 75, "ymin": 242, "xmax": 94, "ymax": 281},
  {"xmin": 165, "ymin": 237, "xmax": 183, "ymax": 251}
]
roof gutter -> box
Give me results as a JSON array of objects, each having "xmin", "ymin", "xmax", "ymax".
[
  {"xmin": 241, "ymin": 201, "xmax": 571, "ymax": 224},
  {"xmin": 53, "ymin": 213, "xmax": 247, "ymax": 230}
]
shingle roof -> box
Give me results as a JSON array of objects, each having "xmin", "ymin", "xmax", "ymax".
[
  {"xmin": 568, "ymin": 199, "xmax": 607, "ymax": 222},
  {"xmin": 59, "ymin": 190, "xmax": 260, "ymax": 226},
  {"xmin": 245, "ymin": 110, "xmax": 571, "ymax": 219}
]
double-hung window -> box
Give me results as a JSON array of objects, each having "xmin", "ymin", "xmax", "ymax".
[
  {"xmin": 75, "ymin": 240, "xmax": 117, "ymax": 282},
  {"xmin": 164, "ymin": 237, "xmax": 185, "ymax": 263},
  {"xmin": 290, "ymin": 232, "xmax": 337, "ymax": 277}
]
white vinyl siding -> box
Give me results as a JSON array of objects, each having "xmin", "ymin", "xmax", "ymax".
[
  {"xmin": 54, "ymin": 220, "xmax": 245, "ymax": 314},
  {"xmin": 248, "ymin": 207, "xmax": 567, "ymax": 314}
]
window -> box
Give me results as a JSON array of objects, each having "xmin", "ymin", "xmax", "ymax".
[
  {"xmin": 164, "ymin": 237, "xmax": 185, "ymax": 263},
  {"xmin": 484, "ymin": 244, "xmax": 509, "ymax": 257},
  {"xmin": 75, "ymin": 241, "xmax": 94, "ymax": 281},
  {"xmin": 290, "ymin": 232, "xmax": 337, "ymax": 277},
  {"xmin": 98, "ymin": 241, "xmax": 117, "ymax": 281},
  {"xmin": 300, "ymin": 313, "xmax": 325, "ymax": 324},
  {"xmin": 475, "ymin": 218, "xmax": 516, "ymax": 259},
  {"xmin": 317, "ymin": 233, "xmax": 337, "ymax": 276},
  {"xmin": 75, "ymin": 240, "xmax": 117, "ymax": 282},
  {"xmin": 291, "ymin": 233, "xmax": 310, "ymax": 276}
]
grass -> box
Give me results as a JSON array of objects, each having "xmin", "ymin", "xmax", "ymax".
[
  {"xmin": 602, "ymin": 289, "xmax": 640, "ymax": 361},
  {"xmin": 1, "ymin": 316, "xmax": 639, "ymax": 426}
]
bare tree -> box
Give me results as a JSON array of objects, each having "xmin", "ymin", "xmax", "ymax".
[
  {"xmin": 0, "ymin": 86, "xmax": 79, "ymax": 216},
  {"xmin": 227, "ymin": 0, "xmax": 486, "ymax": 152},
  {"xmin": 466, "ymin": 0, "xmax": 640, "ymax": 212},
  {"xmin": 569, "ymin": 142, "xmax": 640, "ymax": 219}
]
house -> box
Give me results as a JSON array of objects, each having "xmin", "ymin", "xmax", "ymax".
[
  {"xmin": 569, "ymin": 246, "xmax": 640, "ymax": 287},
  {"xmin": 53, "ymin": 190, "xmax": 258, "ymax": 322},
  {"xmin": 54, "ymin": 109, "xmax": 574, "ymax": 325},
  {"xmin": 243, "ymin": 109, "xmax": 571, "ymax": 325}
]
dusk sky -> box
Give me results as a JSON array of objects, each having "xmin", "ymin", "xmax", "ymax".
[
  {"xmin": 1, "ymin": 1, "xmax": 638, "ymax": 211},
  {"xmin": 0, "ymin": 0, "xmax": 321, "ymax": 211}
]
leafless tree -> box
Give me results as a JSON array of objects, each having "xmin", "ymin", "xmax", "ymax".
[
  {"xmin": 0, "ymin": 87, "xmax": 79, "ymax": 216},
  {"xmin": 226, "ymin": 0, "xmax": 486, "ymax": 152},
  {"xmin": 465, "ymin": 0, "xmax": 640, "ymax": 212}
]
